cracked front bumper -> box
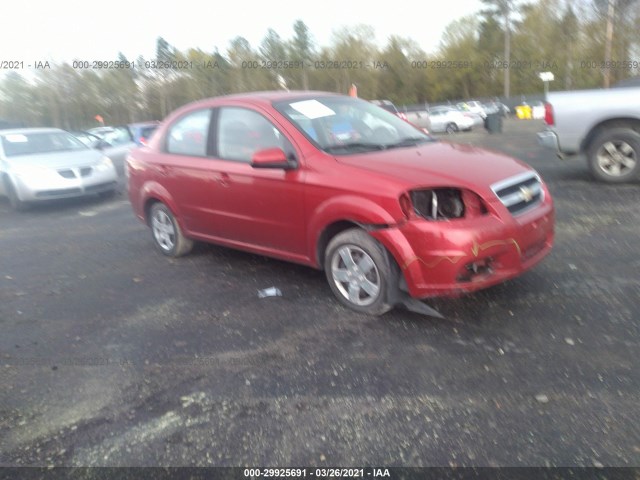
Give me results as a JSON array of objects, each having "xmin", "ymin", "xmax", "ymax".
[{"xmin": 372, "ymin": 197, "xmax": 555, "ymax": 299}]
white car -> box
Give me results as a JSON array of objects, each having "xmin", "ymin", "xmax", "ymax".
[
  {"xmin": 457, "ymin": 101, "xmax": 487, "ymax": 119},
  {"xmin": 0, "ymin": 128, "xmax": 118, "ymax": 210},
  {"xmin": 427, "ymin": 106, "xmax": 474, "ymax": 133}
]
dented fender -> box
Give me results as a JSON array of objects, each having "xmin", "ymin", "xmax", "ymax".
[{"xmin": 307, "ymin": 194, "xmax": 404, "ymax": 266}]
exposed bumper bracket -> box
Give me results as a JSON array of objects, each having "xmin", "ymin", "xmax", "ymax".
[{"xmin": 398, "ymin": 294, "xmax": 445, "ymax": 318}]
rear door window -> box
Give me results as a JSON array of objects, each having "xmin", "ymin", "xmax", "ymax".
[{"xmin": 166, "ymin": 109, "xmax": 211, "ymax": 157}]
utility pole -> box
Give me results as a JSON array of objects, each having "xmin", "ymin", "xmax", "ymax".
[
  {"xmin": 604, "ymin": 0, "xmax": 616, "ymax": 88},
  {"xmin": 504, "ymin": 1, "xmax": 511, "ymax": 98}
]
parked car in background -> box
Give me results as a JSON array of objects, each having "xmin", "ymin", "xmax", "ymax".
[
  {"xmin": 456, "ymin": 107, "xmax": 485, "ymax": 128},
  {"xmin": 74, "ymin": 122, "xmax": 159, "ymax": 174},
  {"xmin": 457, "ymin": 101, "xmax": 487, "ymax": 119},
  {"xmin": 538, "ymin": 86, "xmax": 640, "ymax": 183},
  {"xmin": 427, "ymin": 106, "xmax": 474, "ymax": 133},
  {"xmin": 71, "ymin": 131, "xmax": 102, "ymax": 148},
  {"xmin": 85, "ymin": 125, "xmax": 138, "ymax": 176},
  {"xmin": 128, "ymin": 121, "xmax": 160, "ymax": 146},
  {"xmin": 483, "ymin": 101, "xmax": 510, "ymax": 117},
  {"xmin": 128, "ymin": 91, "xmax": 554, "ymax": 315},
  {"xmin": 370, "ymin": 99, "xmax": 408, "ymax": 121},
  {"xmin": 0, "ymin": 128, "xmax": 117, "ymax": 210},
  {"xmin": 404, "ymin": 110, "xmax": 431, "ymax": 130}
]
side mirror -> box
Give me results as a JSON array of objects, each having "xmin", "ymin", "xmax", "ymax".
[{"xmin": 251, "ymin": 147, "xmax": 296, "ymax": 170}]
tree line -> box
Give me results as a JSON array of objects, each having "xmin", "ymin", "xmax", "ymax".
[{"xmin": 1, "ymin": 0, "xmax": 638, "ymax": 130}]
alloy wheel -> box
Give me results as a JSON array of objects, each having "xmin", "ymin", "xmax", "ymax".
[
  {"xmin": 152, "ymin": 209, "xmax": 176, "ymax": 252},
  {"xmin": 330, "ymin": 244, "xmax": 381, "ymax": 307},
  {"xmin": 596, "ymin": 140, "xmax": 637, "ymax": 177}
]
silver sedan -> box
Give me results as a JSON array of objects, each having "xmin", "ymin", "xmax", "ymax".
[
  {"xmin": 0, "ymin": 128, "xmax": 118, "ymax": 210},
  {"xmin": 427, "ymin": 106, "xmax": 475, "ymax": 133}
]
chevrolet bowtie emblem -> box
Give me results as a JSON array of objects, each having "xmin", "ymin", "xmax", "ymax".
[{"xmin": 519, "ymin": 186, "xmax": 533, "ymax": 202}]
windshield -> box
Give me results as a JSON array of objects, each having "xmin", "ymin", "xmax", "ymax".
[
  {"xmin": 1, "ymin": 131, "xmax": 88, "ymax": 157},
  {"xmin": 274, "ymin": 96, "xmax": 434, "ymax": 154}
]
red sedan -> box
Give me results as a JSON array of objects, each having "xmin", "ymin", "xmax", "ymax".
[{"xmin": 127, "ymin": 91, "xmax": 554, "ymax": 315}]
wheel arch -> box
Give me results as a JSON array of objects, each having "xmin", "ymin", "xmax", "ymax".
[
  {"xmin": 308, "ymin": 194, "xmax": 402, "ymax": 269},
  {"xmin": 316, "ymin": 220, "xmax": 362, "ymax": 271},
  {"xmin": 1, "ymin": 171, "xmax": 18, "ymax": 192},
  {"xmin": 581, "ymin": 118, "xmax": 640, "ymax": 153},
  {"xmin": 138, "ymin": 181, "xmax": 182, "ymax": 227},
  {"xmin": 1, "ymin": 172, "xmax": 12, "ymax": 196},
  {"xmin": 143, "ymin": 197, "xmax": 161, "ymax": 226},
  {"xmin": 323, "ymin": 226, "xmax": 401, "ymax": 315}
]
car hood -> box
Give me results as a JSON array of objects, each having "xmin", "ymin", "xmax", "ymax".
[
  {"xmin": 4, "ymin": 149, "xmax": 105, "ymax": 169},
  {"xmin": 336, "ymin": 141, "xmax": 534, "ymax": 194}
]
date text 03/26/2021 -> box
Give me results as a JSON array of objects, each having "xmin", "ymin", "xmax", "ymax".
[{"xmin": 243, "ymin": 468, "xmax": 391, "ymax": 478}]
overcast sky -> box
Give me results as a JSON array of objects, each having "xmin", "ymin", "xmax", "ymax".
[{"xmin": 4, "ymin": 0, "xmax": 483, "ymax": 63}]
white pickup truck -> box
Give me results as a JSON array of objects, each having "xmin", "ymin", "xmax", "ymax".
[{"xmin": 537, "ymin": 86, "xmax": 640, "ymax": 183}]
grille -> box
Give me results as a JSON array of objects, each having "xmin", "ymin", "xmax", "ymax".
[
  {"xmin": 58, "ymin": 169, "xmax": 76, "ymax": 179},
  {"xmin": 80, "ymin": 167, "xmax": 92, "ymax": 177},
  {"xmin": 491, "ymin": 172, "xmax": 543, "ymax": 216},
  {"xmin": 85, "ymin": 181, "xmax": 117, "ymax": 193},
  {"xmin": 36, "ymin": 188, "xmax": 82, "ymax": 198}
]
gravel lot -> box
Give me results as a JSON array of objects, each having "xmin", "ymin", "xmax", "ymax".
[{"xmin": 1, "ymin": 118, "xmax": 639, "ymax": 468}]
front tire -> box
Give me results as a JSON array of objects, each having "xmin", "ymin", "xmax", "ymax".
[
  {"xmin": 149, "ymin": 202, "xmax": 193, "ymax": 257},
  {"xmin": 587, "ymin": 128, "xmax": 640, "ymax": 183},
  {"xmin": 324, "ymin": 228, "xmax": 398, "ymax": 315}
]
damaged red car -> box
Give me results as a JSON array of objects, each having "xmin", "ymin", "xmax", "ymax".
[{"xmin": 127, "ymin": 91, "xmax": 554, "ymax": 315}]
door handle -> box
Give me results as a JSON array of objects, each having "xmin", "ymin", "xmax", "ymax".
[{"xmin": 157, "ymin": 165, "xmax": 170, "ymax": 176}]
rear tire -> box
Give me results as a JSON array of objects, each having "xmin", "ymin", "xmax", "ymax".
[
  {"xmin": 324, "ymin": 228, "xmax": 398, "ymax": 315},
  {"xmin": 445, "ymin": 123, "xmax": 458, "ymax": 134},
  {"xmin": 587, "ymin": 128, "xmax": 640, "ymax": 183},
  {"xmin": 149, "ymin": 202, "xmax": 193, "ymax": 257}
]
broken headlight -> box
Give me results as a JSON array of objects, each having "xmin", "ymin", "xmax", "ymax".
[{"xmin": 409, "ymin": 188, "xmax": 487, "ymax": 221}]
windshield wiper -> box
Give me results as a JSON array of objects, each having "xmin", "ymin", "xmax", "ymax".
[
  {"xmin": 324, "ymin": 142, "xmax": 387, "ymax": 153},
  {"xmin": 385, "ymin": 136, "xmax": 433, "ymax": 149}
]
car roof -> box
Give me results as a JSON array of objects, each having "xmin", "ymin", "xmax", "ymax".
[
  {"xmin": 0, "ymin": 127, "xmax": 66, "ymax": 136},
  {"xmin": 187, "ymin": 90, "xmax": 342, "ymax": 108},
  {"xmin": 158, "ymin": 91, "xmax": 347, "ymax": 123}
]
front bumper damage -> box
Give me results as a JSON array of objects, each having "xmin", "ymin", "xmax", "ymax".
[{"xmin": 371, "ymin": 196, "xmax": 555, "ymax": 307}]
